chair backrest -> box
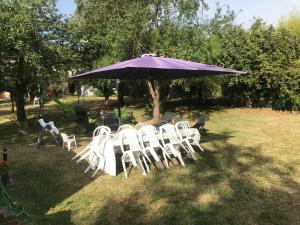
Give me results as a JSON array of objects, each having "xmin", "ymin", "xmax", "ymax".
[
  {"xmin": 162, "ymin": 111, "xmax": 176, "ymax": 122},
  {"xmin": 38, "ymin": 119, "xmax": 47, "ymax": 128},
  {"xmin": 48, "ymin": 122, "xmax": 60, "ymax": 135},
  {"xmin": 33, "ymin": 97, "xmax": 39, "ymax": 105},
  {"xmin": 135, "ymin": 122, "xmax": 148, "ymax": 130},
  {"xmin": 175, "ymin": 121, "xmax": 190, "ymax": 139},
  {"xmin": 103, "ymin": 111, "xmax": 119, "ymax": 130},
  {"xmin": 137, "ymin": 125, "xmax": 161, "ymax": 148},
  {"xmin": 103, "ymin": 111, "xmax": 116, "ymax": 118},
  {"xmin": 93, "ymin": 126, "xmax": 111, "ymax": 138},
  {"xmin": 117, "ymin": 124, "xmax": 134, "ymax": 133},
  {"xmin": 92, "ymin": 135, "xmax": 110, "ymax": 156},
  {"xmin": 60, "ymin": 133, "xmax": 69, "ymax": 141},
  {"xmin": 192, "ymin": 115, "xmax": 209, "ymax": 129},
  {"xmin": 159, "ymin": 123, "xmax": 180, "ymax": 146},
  {"xmin": 89, "ymin": 134, "xmax": 106, "ymax": 151},
  {"xmin": 118, "ymin": 128, "xmax": 141, "ymax": 153},
  {"xmin": 100, "ymin": 137, "xmax": 113, "ymax": 158}
]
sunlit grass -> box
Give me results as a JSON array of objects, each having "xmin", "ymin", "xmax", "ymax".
[{"xmin": 0, "ymin": 97, "xmax": 299, "ymax": 225}]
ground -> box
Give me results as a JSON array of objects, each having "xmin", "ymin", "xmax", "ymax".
[{"xmin": 0, "ymin": 96, "xmax": 299, "ymax": 225}]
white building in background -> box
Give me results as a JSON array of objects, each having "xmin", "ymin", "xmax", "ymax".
[
  {"xmin": 66, "ymin": 70, "xmax": 96, "ymax": 97},
  {"xmin": 80, "ymin": 84, "xmax": 95, "ymax": 96}
]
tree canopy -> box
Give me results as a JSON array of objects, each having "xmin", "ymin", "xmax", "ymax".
[{"xmin": 0, "ymin": 0, "xmax": 69, "ymax": 122}]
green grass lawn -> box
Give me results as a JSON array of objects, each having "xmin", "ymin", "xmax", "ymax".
[{"xmin": 0, "ymin": 96, "xmax": 299, "ymax": 225}]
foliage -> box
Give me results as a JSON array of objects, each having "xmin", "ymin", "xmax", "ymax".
[
  {"xmin": 114, "ymin": 107, "xmax": 135, "ymax": 124},
  {"xmin": 87, "ymin": 55, "xmax": 116, "ymax": 100},
  {"xmin": 70, "ymin": 0, "xmax": 208, "ymax": 104},
  {"xmin": 0, "ymin": 0, "xmax": 67, "ymax": 122},
  {"xmin": 88, "ymin": 116, "xmax": 97, "ymax": 124},
  {"xmin": 278, "ymin": 9, "xmax": 300, "ymax": 37},
  {"xmin": 219, "ymin": 19, "xmax": 300, "ymax": 110}
]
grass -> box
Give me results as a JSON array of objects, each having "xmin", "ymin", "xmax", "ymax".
[{"xmin": 0, "ymin": 96, "xmax": 299, "ymax": 225}]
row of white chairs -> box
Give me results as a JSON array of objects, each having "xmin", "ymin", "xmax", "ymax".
[{"xmin": 73, "ymin": 121, "xmax": 204, "ymax": 178}]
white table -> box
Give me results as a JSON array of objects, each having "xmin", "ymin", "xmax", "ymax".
[
  {"xmin": 98, "ymin": 133, "xmax": 147, "ymax": 176},
  {"xmin": 97, "ymin": 128, "xmax": 200, "ymax": 176}
]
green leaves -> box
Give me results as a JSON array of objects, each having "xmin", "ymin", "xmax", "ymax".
[
  {"xmin": 219, "ymin": 19, "xmax": 300, "ymax": 110},
  {"xmin": 0, "ymin": 0, "xmax": 68, "ymax": 121}
]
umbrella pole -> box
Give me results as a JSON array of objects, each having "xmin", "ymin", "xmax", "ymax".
[
  {"xmin": 146, "ymin": 80, "xmax": 160, "ymax": 124},
  {"xmin": 116, "ymin": 79, "xmax": 122, "ymax": 121},
  {"xmin": 77, "ymin": 81, "xmax": 80, "ymax": 104}
]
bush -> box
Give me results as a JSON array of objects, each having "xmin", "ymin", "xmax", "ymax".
[{"xmin": 114, "ymin": 107, "xmax": 135, "ymax": 124}]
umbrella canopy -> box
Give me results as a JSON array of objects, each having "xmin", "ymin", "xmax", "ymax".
[
  {"xmin": 70, "ymin": 54, "xmax": 245, "ymax": 124},
  {"xmin": 70, "ymin": 54, "xmax": 245, "ymax": 80}
]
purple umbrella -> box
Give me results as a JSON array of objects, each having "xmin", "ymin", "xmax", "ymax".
[
  {"xmin": 71, "ymin": 54, "xmax": 245, "ymax": 123},
  {"xmin": 71, "ymin": 54, "xmax": 244, "ymax": 80}
]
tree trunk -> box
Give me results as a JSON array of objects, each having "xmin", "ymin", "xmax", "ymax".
[
  {"xmin": 10, "ymin": 92, "xmax": 14, "ymax": 113},
  {"xmin": 117, "ymin": 81, "xmax": 124, "ymax": 106},
  {"xmin": 152, "ymin": 94, "xmax": 160, "ymax": 124},
  {"xmin": 146, "ymin": 80, "xmax": 160, "ymax": 124},
  {"xmin": 15, "ymin": 89, "xmax": 26, "ymax": 123}
]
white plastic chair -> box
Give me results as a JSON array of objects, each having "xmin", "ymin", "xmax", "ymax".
[
  {"xmin": 84, "ymin": 135, "xmax": 107, "ymax": 177},
  {"xmin": 38, "ymin": 118, "xmax": 47, "ymax": 128},
  {"xmin": 138, "ymin": 125, "xmax": 170, "ymax": 168},
  {"xmin": 33, "ymin": 97, "xmax": 39, "ymax": 106},
  {"xmin": 159, "ymin": 123, "xmax": 192, "ymax": 166},
  {"xmin": 118, "ymin": 128, "xmax": 151, "ymax": 178},
  {"xmin": 117, "ymin": 124, "xmax": 134, "ymax": 133},
  {"xmin": 175, "ymin": 121, "xmax": 204, "ymax": 152},
  {"xmin": 61, "ymin": 133, "xmax": 77, "ymax": 151},
  {"xmin": 135, "ymin": 122, "xmax": 148, "ymax": 130},
  {"xmin": 74, "ymin": 132, "xmax": 109, "ymax": 163},
  {"xmin": 72, "ymin": 141, "xmax": 92, "ymax": 161},
  {"xmin": 93, "ymin": 126, "xmax": 111, "ymax": 138},
  {"xmin": 72, "ymin": 127, "xmax": 110, "ymax": 161},
  {"xmin": 37, "ymin": 119, "xmax": 60, "ymax": 145}
]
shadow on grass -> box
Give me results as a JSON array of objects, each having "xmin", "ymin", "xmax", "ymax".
[
  {"xmin": 201, "ymin": 131, "xmax": 234, "ymax": 144},
  {"xmin": 89, "ymin": 141, "xmax": 300, "ymax": 225},
  {"xmin": 0, "ymin": 101, "xmax": 99, "ymax": 224},
  {"xmin": 7, "ymin": 144, "xmax": 94, "ymax": 224}
]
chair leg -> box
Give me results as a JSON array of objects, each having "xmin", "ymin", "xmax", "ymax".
[
  {"xmin": 92, "ymin": 158, "xmax": 105, "ymax": 178},
  {"xmin": 185, "ymin": 141, "xmax": 198, "ymax": 160},
  {"xmin": 177, "ymin": 152, "xmax": 185, "ymax": 166},
  {"xmin": 74, "ymin": 139, "xmax": 77, "ymax": 148},
  {"xmin": 142, "ymin": 157, "xmax": 150, "ymax": 173},
  {"xmin": 141, "ymin": 151, "xmax": 152, "ymax": 164},
  {"xmin": 68, "ymin": 142, "xmax": 71, "ymax": 151},
  {"xmin": 180, "ymin": 143, "xmax": 191, "ymax": 157},
  {"xmin": 84, "ymin": 160, "xmax": 94, "ymax": 173},
  {"xmin": 76, "ymin": 152, "xmax": 90, "ymax": 163},
  {"xmin": 72, "ymin": 144, "xmax": 90, "ymax": 160},
  {"xmin": 148, "ymin": 148, "xmax": 164, "ymax": 168},
  {"xmin": 195, "ymin": 142, "xmax": 204, "ymax": 152},
  {"xmin": 163, "ymin": 152, "xmax": 169, "ymax": 168},
  {"xmin": 122, "ymin": 159, "xmax": 128, "ymax": 179}
]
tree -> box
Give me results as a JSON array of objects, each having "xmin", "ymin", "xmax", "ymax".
[
  {"xmin": 219, "ymin": 19, "xmax": 300, "ymax": 110},
  {"xmin": 0, "ymin": 0, "xmax": 65, "ymax": 123},
  {"xmin": 72, "ymin": 0, "xmax": 208, "ymax": 123},
  {"xmin": 278, "ymin": 9, "xmax": 300, "ymax": 37}
]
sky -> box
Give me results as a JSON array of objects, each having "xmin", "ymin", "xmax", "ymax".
[{"xmin": 57, "ymin": 0, "xmax": 300, "ymax": 28}]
